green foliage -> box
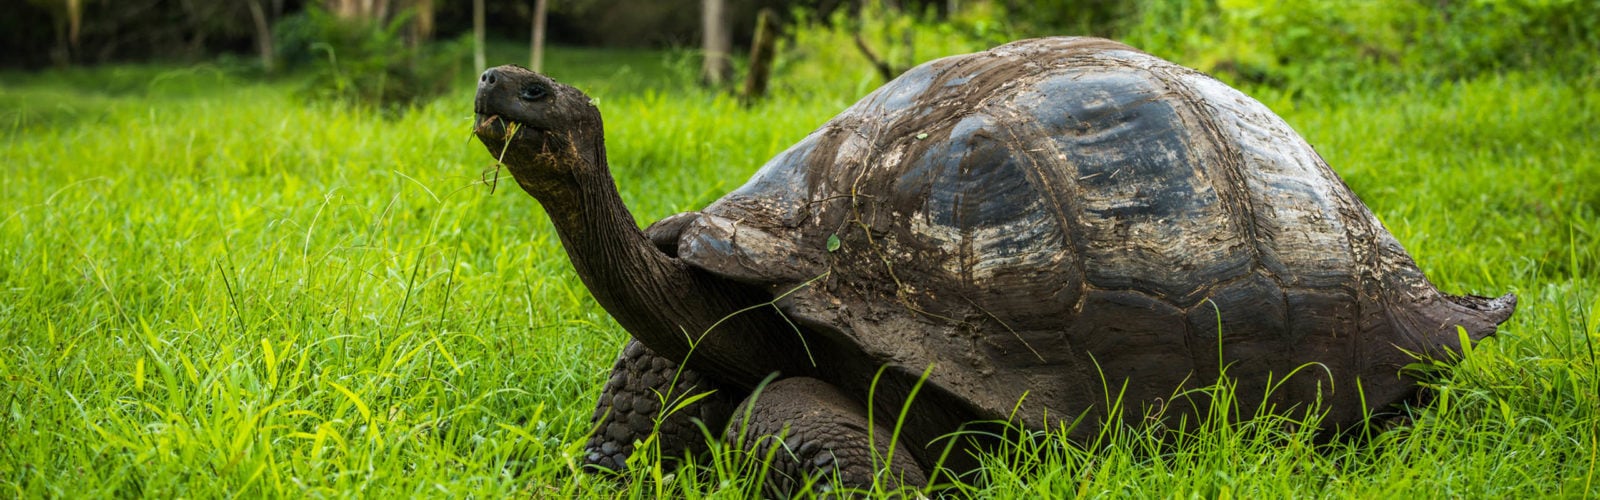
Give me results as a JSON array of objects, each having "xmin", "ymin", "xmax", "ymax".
[
  {"xmin": 1002, "ymin": 0, "xmax": 1133, "ymax": 37},
  {"xmin": 775, "ymin": 2, "xmax": 1016, "ymax": 100},
  {"xmin": 273, "ymin": 7, "xmax": 468, "ymax": 110},
  {"xmin": 1121, "ymin": 0, "xmax": 1600, "ymax": 95},
  {"xmin": 771, "ymin": 0, "xmax": 1595, "ymax": 103}
]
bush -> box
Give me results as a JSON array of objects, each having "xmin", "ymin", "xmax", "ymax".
[
  {"xmin": 273, "ymin": 7, "xmax": 468, "ymax": 110},
  {"xmin": 1121, "ymin": 0, "xmax": 1600, "ymax": 95},
  {"xmin": 775, "ymin": 3, "xmax": 1017, "ymax": 101},
  {"xmin": 771, "ymin": 0, "xmax": 1597, "ymax": 99}
]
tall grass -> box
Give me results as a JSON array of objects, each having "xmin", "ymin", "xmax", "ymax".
[{"xmin": 2, "ymin": 44, "xmax": 1596, "ymax": 497}]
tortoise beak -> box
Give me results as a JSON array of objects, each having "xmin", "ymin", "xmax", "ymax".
[{"xmin": 473, "ymin": 112, "xmax": 506, "ymax": 141}]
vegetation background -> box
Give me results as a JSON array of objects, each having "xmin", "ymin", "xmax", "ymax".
[{"xmin": 3, "ymin": 0, "xmax": 1597, "ymax": 497}]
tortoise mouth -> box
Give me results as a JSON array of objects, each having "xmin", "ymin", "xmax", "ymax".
[
  {"xmin": 473, "ymin": 112, "xmax": 509, "ymax": 140},
  {"xmin": 474, "ymin": 111, "xmax": 548, "ymax": 142}
]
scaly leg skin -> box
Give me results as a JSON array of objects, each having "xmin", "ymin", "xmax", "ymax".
[
  {"xmin": 727, "ymin": 377, "xmax": 928, "ymax": 496},
  {"xmin": 583, "ymin": 339, "xmax": 738, "ymax": 471}
]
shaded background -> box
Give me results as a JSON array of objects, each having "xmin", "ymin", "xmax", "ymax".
[{"xmin": 6, "ymin": 0, "xmax": 1591, "ymax": 76}]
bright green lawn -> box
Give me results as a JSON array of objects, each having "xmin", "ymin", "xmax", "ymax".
[{"xmin": 2, "ymin": 48, "xmax": 1597, "ymax": 497}]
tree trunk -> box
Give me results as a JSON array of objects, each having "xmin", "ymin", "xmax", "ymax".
[
  {"xmin": 327, "ymin": 0, "xmax": 353, "ymax": 19},
  {"xmin": 66, "ymin": 0, "xmax": 82, "ymax": 55},
  {"xmin": 372, "ymin": 0, "xmax": 391, "ymax": 22},
  {"xmin": 327, "ymin": 0, "xmax": 391, "ymax": 22},
  {"xmin": 852, "ymin": 0, "xmax": 908, "ymax": 83},
  {"xmin": 530, "ymin": 0, "xmax": 547, "ymax": 72},
  {"xmin": 473, "ymin": 0, "xmax": 486, "ymax": 70},
  {"xmin": 882, "ymin": 0, "xmax": 913, "ymax": 76},
  {"xmin": 246, "ymin": 0, "xmax": 276, "ymax": 71},
  {"xmin": 409, "ymin": 0, "xmax": 435, "ymax": 48},
  {"xmin": 741, "ymin": 8, "xmax": 778, "ymax": 104},
  {"xmin": 700, "ymin": 0, "xmax": 730, "ymax": 86},
  {"xmin": 853, "ymin": 32, "xmax": 896, "ymax": 83}
]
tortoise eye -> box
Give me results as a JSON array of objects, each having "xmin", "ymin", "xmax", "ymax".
[{"xmin": 519, "ymin": 84, "xmax": 550, "ymax": 102}]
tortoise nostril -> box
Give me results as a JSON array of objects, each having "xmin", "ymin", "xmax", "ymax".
[{"xmin": 480, "ymin": 69, "xmax": 499, "ymax": 86}]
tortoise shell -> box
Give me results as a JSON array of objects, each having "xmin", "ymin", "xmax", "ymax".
[{"xmin": 664, "ymin": 37, "xmax": 1514, "ymax": 436}]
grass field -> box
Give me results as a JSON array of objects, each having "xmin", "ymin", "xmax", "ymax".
[{"xmin": 2, "ymin": 45, "xmax": 1597, "ymax": 497}]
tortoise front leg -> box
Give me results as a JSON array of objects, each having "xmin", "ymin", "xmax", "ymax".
[
  {"xmin": 583, "ymin": 339, "xmax": 738, "ymax": 471},
  {"xmin": 727, "ymin": 377, "xmax": 928, "ymax": 496}
]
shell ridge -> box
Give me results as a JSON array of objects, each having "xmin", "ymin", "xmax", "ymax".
[
  {"xmin": 968, "ymin": 58, "xmax": 1195, "ymax": 303},
  {"xmin": 1149, "ymin": 63, "xmax": 1282, "ymax": 306},
  {"xmin": 825, "ymin": 45, "xmax": 1047, "ymax": 314},
  {"xmin": 1184, "ymin": 68, "xmax": 1444, "ymax": 404},
  {"xmin": 1145, "ymin": 64, "xmax": 1303, "ymax": 390},
  {"xmin": 989, "ymin": 98, "xmax": 1090, "ymax": 299}
]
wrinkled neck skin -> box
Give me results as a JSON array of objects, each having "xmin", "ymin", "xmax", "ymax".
[{"xmin": 518, "ymin": 134, "xmax": 803, "ymax": 388}]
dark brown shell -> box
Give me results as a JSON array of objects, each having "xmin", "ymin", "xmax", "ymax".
[{"xmin": 670, "ymin": 37, "xmax": 1514, "ymax": 436}]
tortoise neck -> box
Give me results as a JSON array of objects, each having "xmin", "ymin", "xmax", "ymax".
[
  {"xmin": 529, "ymin": 140, "xmax": 802, "ymax": 386},
  {"xmin": 537, "ymin": 142, "xmax": 687, "ymax": 339}
]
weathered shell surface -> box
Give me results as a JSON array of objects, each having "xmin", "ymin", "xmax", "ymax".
[{"xmin": 673, "ymin": 37, "xmax": 1514, "ymax": 435}]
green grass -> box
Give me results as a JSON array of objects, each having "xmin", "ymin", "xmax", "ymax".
[{"xmin": 2, "ymin": 45, "xmax": 1596, "ymax": 497}]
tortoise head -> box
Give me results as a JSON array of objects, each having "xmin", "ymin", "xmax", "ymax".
[{"xmin": 473, "ymin": 65, "xmax": 604, "ymax": 196}]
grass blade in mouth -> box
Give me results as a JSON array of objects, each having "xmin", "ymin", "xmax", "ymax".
[
  {"xmin": 473, "ymin": 114, "xmax": 501, "ymax": 136},
  {"xmin": 478, "ymin": 120, "xmax": 521, "ymax": 194}
]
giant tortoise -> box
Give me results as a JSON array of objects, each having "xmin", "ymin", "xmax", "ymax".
[{"xmin": 470, "ymin": 37, "xmax": 1515, "ymax": 492}]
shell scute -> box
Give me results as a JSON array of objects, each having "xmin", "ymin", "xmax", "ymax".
[{"xmin": 1002, "ymin": 68, "xmax": 1256, "ymax": 305}]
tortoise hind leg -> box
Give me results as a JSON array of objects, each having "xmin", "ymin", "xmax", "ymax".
[
  {"xmin": 727, "ymin": 377, "xmax": 927, "ymax": 496},
  {"xmin": 583, "ymin": 339, "xmax": 739, "ymax": 471}
]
